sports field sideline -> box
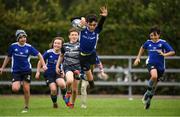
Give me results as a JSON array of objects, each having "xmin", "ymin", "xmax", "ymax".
[{"xmin": 0, "ymin": 95, "xmax": 180, "ymax": 116}]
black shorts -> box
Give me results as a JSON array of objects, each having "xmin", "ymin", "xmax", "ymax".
[
  {"xmin": 64, "ymin": 65, "xmax": 81, "ymax": 80},
  {"xmin": 79, "ymin": 51, "xmax": 96, "ymax": 71},
  {"xmin": 12, "ymin": 71, "xmax": 32, "ymax": 83},
  {"xmin": 44, "ymin": 71, "xmax": 63, "ymax": 86},
  {"xmin": 63, "ymin": 65, "xmax": 81, "ymax": 74},
  {"xmin": 147, "ymin": 63, "xmax": 164, "ymax": 79}
]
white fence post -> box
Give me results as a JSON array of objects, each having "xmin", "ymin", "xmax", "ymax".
[{"xmin": 128, "ymin": 58, "xmax": 133, "ymax": 100}]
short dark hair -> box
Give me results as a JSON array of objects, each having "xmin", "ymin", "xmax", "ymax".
[
  {"xmin": 49, "ymin": 37, "xmax": 64, "ymax": 48},
  {"xmin": 150, "ymin": 26, "xmax": 161, "ymax": 35},
  {"xmin": 86, "ymin": 14, "xmax": 97, "ymax": 23}
]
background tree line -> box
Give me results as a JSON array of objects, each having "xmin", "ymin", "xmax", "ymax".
[{"xmin": 0, "ymin": 0, "xmax": 179, "ymax": 56}]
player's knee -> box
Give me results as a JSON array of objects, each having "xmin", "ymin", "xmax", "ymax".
[
  {"xmin": 59, "ymin": 84, "xmax": 66, "ymax": 89},
  {"xmin": 50, "ymin": 86, "xmax": 57, "ymax": 94},
  {"xmin": 51, "ymin": 89, "xmax": 57, "ymax": 95},
  {"xmin": 66, "ymin": 80, "xmax": 73, "ymax": 85},
  {"xmin": 12, "ymin": 87, "xmax": 19, "ymax": 93},
  {"xmin": 151, "ymin": 75, "xmax": 158, "ymax": 81}
]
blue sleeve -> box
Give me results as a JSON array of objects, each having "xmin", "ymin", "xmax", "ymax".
[
  {"xmin": 163, "ymin": 41, "xmax": 174, "ymax": 52},
  {"xmin": 7, "ymin": 45, "xmax": 13, "ymax": 57},
  {"xmin": 29, "ymin": 46, "xmax": 39, "ymax": 56},
  {"xmin": 43, "ymin": 51, "xmax": 49, "ymax": 61},
  {"xmin": 142, "ymin": 41, "xmax": 148, "ymax": 49}
]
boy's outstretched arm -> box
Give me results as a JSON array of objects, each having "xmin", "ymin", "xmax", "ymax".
[
  {"xmin": 98, "ymin": 6, "xmax": 108, "ymax": 30},
  {"xmin": 133, "ymin": 47, "xmax": 145, "ymax": 66}
]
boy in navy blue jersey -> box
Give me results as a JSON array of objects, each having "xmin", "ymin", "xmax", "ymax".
[
  {"xmin": 71, "ymin": 6, "xmax": 108, "ymax": 88},
  {"xmin": 133, "ymin": 26, "xmax": 175, "ymax": 109},
  {"xmin": 0, "ymin": 29, "xmax": 47, "ymax": 113},
  {"xmin": 35, "ymin": 37, "xmax": 67, "ymax": 108}
]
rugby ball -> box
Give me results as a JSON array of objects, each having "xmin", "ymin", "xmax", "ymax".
[{"xmin": 72, "ymin": 19, "xmax": 86, "ymax": 31}]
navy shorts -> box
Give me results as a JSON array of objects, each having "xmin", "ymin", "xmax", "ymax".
[
  {"xmin": 79, "ymin": 51, "xmax": 96, "ymax": 71},
  {"xmin": 147, "ymin": 63, "xmax": 164, "ymax": 80},
  {"xmin": 43, "ymin": 71, "xmax": 63, "ymax": 86},
  {"xmin": 12, "ymin": 71, "xmax": 32, "ymax": 83}
]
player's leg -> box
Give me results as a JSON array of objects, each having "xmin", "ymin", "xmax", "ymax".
[
  {"xmin": 81, "ymin": 79, "xmax": 89, "ymax": 109},
  {"xmin": 49, "ymin": 82, "xmax": 58, "ymax": 108},
  {"xmin": 22, "ymin": 81, "xmax": 30, "ymax": 111},
  {"xmin": 85, "ymin": 70, "xmax": 94, "ymax": 88},
  {"xmin": 65, "ymin": 71, "xmax": 74, "ymax": 92},
  {"xmin": 12, "ymin": 81, "xmax": 21, "ymax": 93},
  {"xmin": 56, "ymin": 78, "xmax": 68, "ymax": 105},
  {"xmin": 11, "ymin": 73, "xmax": 21, "ymax": 93},
  {"xmin": 70, "ymin": 79, "xmax": 79, "ymax": 108},
  {"xmin": 143, "ymin": 68, "xmax": 158, "ymax": 109},
  {"xmin": 56, "ymin": 78, "xmax": 66, "ymax": 96},
  {"xmin": 64, "ymin": 71, "xmax": 74, "ymax": 104},
  {"xmin": 79, "ymin": 53, "xmax": 95, "ymax": 88}
]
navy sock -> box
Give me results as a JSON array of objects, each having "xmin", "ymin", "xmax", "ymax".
[
  {"xmin": 61, "ymin": 88, "xmax": 67, "ymax": 97},
  {"xmin": 147, "ymin": 79, "xmax": 154, "ymax": 91},
  {"xmin": 146, "ymin": 79, "xmax": 155, "ymax": 97},
  {"xmin": 51, "ymin": 95, "xmax": 57, "ymax": 103}
]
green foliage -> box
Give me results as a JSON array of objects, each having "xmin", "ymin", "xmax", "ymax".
[{"xmin": 0, "ymin": 0, "xmax": 179, "ymax": 55}]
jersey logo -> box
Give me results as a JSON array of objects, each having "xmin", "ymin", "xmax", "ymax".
[
  {"xmin": 15, "ymin": 48, "xmax": 18, "ymax": 52},
  {"xmin": 158, "ymin": 44, "xmax": 162, "ymax": 47},
  {"xmin": 153, "ymin": 47, "xmax": 157, "ymax": 50},
  {"xmin": 25, "ymin": 49, "xmax": 29, "ymax": 54}
]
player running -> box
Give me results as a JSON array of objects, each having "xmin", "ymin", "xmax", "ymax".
[
  {"xmin": 35, "ymin": 37, "xmax": 67, "ymax": 108},
  {"xmin": 133, "ymin": 26, "xmax": 175, "ymax": 109},
  {"xmin": 0, "ymin": 29, "xmax": 47, "ymax": 113},
  {"xmin": 56, "ymin": 28, "xmax": 80, "ymax": 108}
]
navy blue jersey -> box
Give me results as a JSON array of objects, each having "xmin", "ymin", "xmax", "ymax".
[
  {"xmin": 43, "ymin": 49, "xmax": 61, "ymax": 72},
  {"xmin": 79, "ymin": 16, "xmax": 106, "ymax": 54},
  {"xmin": 79, "ymin": 28, "xmax": 100, "ymax": 54},
  {"xmin": 8, "ymin": 42, "xmax": 39, "ymax": 73},
  {"xmin": 143, "ymin": 39, "xmax": 174, "ymax": 71}
]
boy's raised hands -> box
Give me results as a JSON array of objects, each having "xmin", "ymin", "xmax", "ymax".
[{"xmin": 100, "ymin": 6, "xmax": 108, "ymax": 17}]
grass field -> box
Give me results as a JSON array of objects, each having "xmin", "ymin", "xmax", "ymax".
[{"xmin": 0, "ymin": 95, "xmax": 180, "ymax": 116}]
